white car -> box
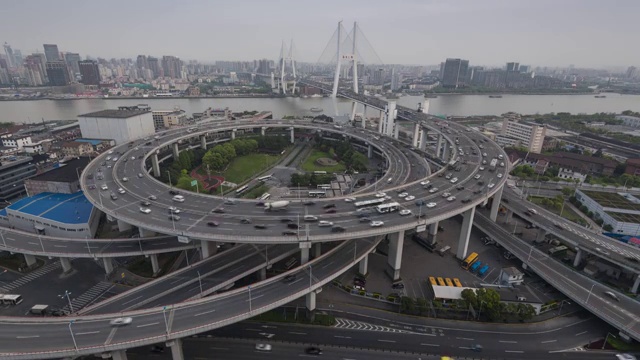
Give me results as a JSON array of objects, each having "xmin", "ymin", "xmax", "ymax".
[
  {"xmin": 168, "ymin": 206, "xmax": 181, "ymax": 214},
  {"xmin": 405, "ymin": 195, "xmax": 415, "ymax": 201},
  {"xmin": 429, "ymin": 188, "xmax": 439, "ymax": 193},
  {"xmin": 398, "ymin": 192, "xmax": 408, "ymax": 198},
  {"xmin": 447, "ymin": 196, "xmax": 456, "ymax": 202},
  {"xmin": 106, "ymin": 156, "xmax": 112, "ymax": 161},
  {"xmin": 107, "ymin": 150, "xmax": 114, "ymax": 154},
  {"xmin": 474, "ymin": 174, "xmax": 481, "ymax": 179},
  {"xmin": 616, "ymin": 354, "xmax": 636, "ymax": 360},
  {"xmin": 375, "ymin": 192, "xmax": 386, "ymax": 198},
  {"xmin": 109, "ymin": 317, "xmax": 132, "ymax": 326},
  {"xmin": 100, "ymin": 184, "xmax": 108, "ymax": 191},
  {"xmin": 122, "ymin": 177, "xmax": 129, "ymax": 182},
  {"xmin": 399, "ymin": 209, "xmax": 412, "ymax": 216},
  {"xmin": 344, "ymin": 197, "xmax": 356, "ymax": 202},
  {"xmin": 426, "ymin": 202, "xmax": 437, "ymax": 208},
  {"xmin": 450, "ymin": 178, "xmax": 458, "ymax": 183},
  {"xmin": 497, "ymin": 173, "xmax": 503, "ymax": 178},
  {"xmin": 255, "ymin": 344, "xmax": 272, "ymax": 351},
  {"xmin": 139, "ymin": 207, "xmax": 151, "ymax": 214},
  {"xmin": 370, "ymin": 221, "xmax": 384, "ymax": 227},
  {"xmin": 172, "ymin": 195, "xmax": 185, "ymax": 202},
  {"xmin": 488, "ymin": 183, "xmax": 495, "ymax": 189},
  {"xmin": 318, "ymin": 221, "xmax": 334, "ymax": 227},
  {"xmin": 117, "ymin": 188, "xmax": 126, "ymax": 194},
  {"xmin": 442, "ymin": 192, "xmax": 451, "ymax": 198},
  {"xmin": 420, "ymin": 180, "xmax": 430, "ymax": 186},
  {"xmin": 596, "ymin": 247, "xmax": 610, "ymax": 255},
  {"xmin": 479, "ymin": 166, "xmax": 485, "ymax": 171},
  {"xmin": 131, "ymin": 156, "xmax": 136, "ymax": 161}
]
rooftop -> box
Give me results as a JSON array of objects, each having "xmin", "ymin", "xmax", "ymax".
[
  {"xmin": 79, "ymin": 106, "xmax": 151, "ymax": 119},
  {"xmin": 581, "ymin": 190, "xmax": 640, "ymax": 212},
  {"xmin": 74, "ymin": 139, "xmax": 104, "ymax": 146},
  {"xmin": 26, "ymin": 157, "xmax": 90, "ymax": 183},
  {"xmin": 6, "ymin": 191, "xmax": 93, "ymax": 224},
  {"xmin": 605, "ymin": 211, "xmax": 640, "ymax": 224}
]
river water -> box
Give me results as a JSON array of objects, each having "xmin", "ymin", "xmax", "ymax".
[{"xmin": 1, "ymin": 93, "xmax": 640, "ymax": 124}]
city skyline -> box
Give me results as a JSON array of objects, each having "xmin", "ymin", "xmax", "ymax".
[{"xmin": 1, "ymin": 0, "xmax": 639, "ymax": 69}]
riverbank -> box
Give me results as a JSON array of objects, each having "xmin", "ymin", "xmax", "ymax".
[{"xmin": 0, "ymin": 94, "xmax": 283, "ymax": 101}]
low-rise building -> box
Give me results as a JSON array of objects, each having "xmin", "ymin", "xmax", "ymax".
[
  {"xmin": 616, "ymin": 115, "xmax": 640, "ymax": 128},
  {"xmin": 0, "ymin": 155, "xmax": 37, "ymax": 201},
  {"xmin": 575, "ymin": 189, "xmax": 640, "ymax": 235},
  {"xmin": 508, "ymin": 150, "xmax": 617, "ymax": 176},
  {"xmin": 61, "ymin": 141, "xmax": 93, "ymax": 157},
  {"xmin": 557, "ymin": 168, "xmax": 586, "ymax": 183},
  {"xmin": 1, "ymin": 135, "xmax": 32, "ymax": 151},
  {"xmin": 24, "ymin": 157, "xmax": 90, "ymax": 196},
  {"xmin": 78, "ymin": 105, "xmax": 154, "ymax": 145},
  {"xmin": 625, "ymin": 158, "xmax": 640, "ymax": 176},
  {"xmin": 499, "ymin": 267, "xmax": 525, "ymax": 286},
  {"xmin": 152, "ymin": 109, "xmax": 187, "ymax": 129},
  {"xmin": 0, "ymin": 191, "xmax": 98, "ymax": 239}
]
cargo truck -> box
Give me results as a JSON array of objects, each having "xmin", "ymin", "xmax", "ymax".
[{"xmin": 264, "ymin": 201, "xmax": 290, "ymax": 211}]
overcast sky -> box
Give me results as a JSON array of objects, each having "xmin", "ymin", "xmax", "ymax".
[{"xmin": 2, "ymin": 0, "xmax": 638, "ymax": 68}]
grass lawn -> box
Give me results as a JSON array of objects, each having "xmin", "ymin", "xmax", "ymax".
[
  {"xmin": 528, "ymin": 196, "xmax": 586, "ymax": 225},
  {"xmin": 222, "ymin": 154, "xmax": 280, "ymax": 184},
  {"xmin": 243, "ymin": 184, "xmax": 270, "ymax": 199},
  {"xmin": 301, "ymin": 150, "xmax": 346, "ymax": 173}
]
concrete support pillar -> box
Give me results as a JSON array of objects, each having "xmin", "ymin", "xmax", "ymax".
[
  {"xmin": 102, "ymin": 257, "xmax": 114, "ymax": 274},
  {"xmin": 116, "ymin": 219, "xmax": 132, "ymax": 232},
  {"xmin": 139, "ymin": 227, "xmax": 156, "ymax": 238},
  {"xmin": 306, "ymin": 291, "xmax": 316, "ymax": 311},
  {"xmin": 152, "ymin": 153, "xmax": 160, "ymax": 178},
  {"xmin": 350, "ymin": 101, "xmax": 357, "ymax": 122},
  {"xmin": 505, "ymin": 209, "xmax": 513, "ymax": 224},
  {"xmin": 412, "ymin": 123, "xmax": 420, "ymax": 148},
  {"xmin": 358, "ymin": 255, "xmax": 368, "ymax": 276},
  {"xmin": 300, "ymin": 243, "xmax": 310, "ymax": 265},
  {"xmin": 361, "ymin": 105, "xmax": 367, "ymax": 128},
  {"xmin": 489, "ymin": 186, "xmax": 504, "ymax": 222},
  {"xmin": 442, "ymin": 142, "xmax": 449, "ymax": 160},
  {"xmin": 536, "ymin": 229, "xmax": 547, "ymax": 242},
  {"xmin": 573, "ymin": 248, "xmax": 583, "ymax": 267},
  {"xmin": 290, "ymin": 128, "xmax": 295, "ymax": 144},
  {"xmin": 200, "ymin": 240, "xmax": 217, "ymax": 260},
  {"xmin": 367, "ymin": 144, "xmax": 373, "ymax": 159},
  {"xmin": 166, "ymin": 339, "xmax": 184, "ymax": 360},
  {"xmin": 393, "ymin": 123, "xmax": 399, "ymax": 140},
  {"xmin": 231, "ymin": 129, "xmax": 237, "ymax": 140},
  {"xmin": 378, "ymin": 110, "xmax": 384, "ymax": 134},
  {"xmin": 436, "ymin": 134, "xmax": 443, "ymax": 158},
  {"xmin": 172, "ymin": 143, "xmax": 179, "ymax": 159},
  {"xmin": 386, "ymin": 230, "xmax": 405, "ymax": 281},
  {"xmin": 419, "ymin": 129, "xmax": 428, "ymax": 151},
  {"xmin": 111, "ymin": 350, "xmax": 128, "ymax": 360},
  {"xmin": 261, "ymin": 127, "xmax": 266, "ymax": 136},
  {"xmin": 150, "ymin": 254, "xmax": 160, "ymax": 274},
  {"xmin": 456, "ymin": 207, "xmax": 476, "ymax": 260},
  {"xmin": 429, "ymin": 221, "xmax": 439, "ymax": 236},
  {"xmin": 200, "ymin": 135, "xmax": 207, "ymax": 150},
  {"xmin": 631, "ymin": 274, "xmax": 640, "ymax": 294},
  {"xmin": 258, "ymin": 267, "xmax": 267, "ymax": 281},
  {"xmin": 24, "ymin": 253, "xmax": 37, "ymax": 268},
  {"xmin": 60, "ymin": 257, "xmax": 72, "ymax": 273},
  {"xmin": 313, "ymin": 243, "xmax": 321, "ymax": 258}
]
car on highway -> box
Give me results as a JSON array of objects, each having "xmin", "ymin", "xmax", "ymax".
[
  {"xmin": 375, "ymin": 192, "xmax": 386, "ymax": 198},
  {"xmin": 497, "ymin": 173, "xmax": 503, "ymax": 178},
  {"xmin": 110, "ymin": 317, "xmax": 132, "ymax": 326},
  {"xmin": 399, "ymin": 209, "xmax": 412, "ymax": 216},
  {"xmin": 323, "ymin": 203, "xmax": 336, "ymax": 209},
  {"xmin": 616, "ymin": 354, "xmax": 637, "ymax": 360},
  {"xmin": 141, "ymin": 200, "xmax": 151, "ymax": 206},
  {"xmin": 240, "ymin": 218, "xmax": 252, "ymax": 224},
  {"xmin": 304, "ymin": 201, "xmax": 315, "ymax": 206},
  {"xmin": 88, "ymin": 184, "xmax": 96, "ymax": 190},
  {"xmin": 420, "ymin": 180, "xmax": 430, "ymax": 186},
  {"xmin": 331, "ymin": 226, "xmax": 345, "ymax": 233},
  {"xmin": 168, "ymin": 215, "xmax": 180, "ymax": 221},
  {"xmin": 212, "ymin": 208, "xmax": 225, "ymax": 214},
  {"xmin": 359, "ymin": 217, "xmax": 371, "ymax": 223},
  {"xmin": 305, "ymin": 347, "xmax": 323, "ymax": 355},
  {"xmin": 596, "ymin": 247, "xmax": 610, "ymax": 255},
  {"xmin": 255, "ymin": 344, "xmax": 272, "ymax": 351},
  {"xmin": 344, "ymin": 197, "xmax": 356, "ymax": 202},
  {"xmin": 169, "ymin": 189, "xmax": 180, "ymax": 195},
  {"xmin": 148, "ymin": 195, "xmax": 157, "ymax": 200},
  {"xmin": 415, "ymin": 199, "xmax": 427, "ymax": 206},
  {"xmin": 326, "ymin": 208, "xmax": 337, "ymax": 213},
  {"xmin": 282, "ymin": 231, "xmax": 297, "ymax": 236},
  {"xmin": 456, "ymin": 185, "xmax": 465, "ymax": 190},
  {"xmin": 107, "ymin": 150, "xmax": 114, "ymax": 154},
  {"xmin": 429, "ymin": 187, "xmax": 439, "ymax": 193},
  {"xmin": 172, "ymin": 195, "xmax": 185, "ymax": 202},
  {"xmin": 283, "ymin": 274, "xmax": 296, "ymax": 283},
  {"xmin": 122, "ymin": 177, "xmax": 128, "ymax": 182},
  {"xmin": 137, "ymin": 173, "xmax": 144, "ymax": 178},
  {"xmin": 287, "ymin": 223, "xmax": 300, "ymax": 229},
  {"xmin": 447, "ymin": 196, "xmax": 456, "ymax": 202},
  {"xmin": 117, "ymin": 188, "xmax": 126, "ymax": 194},
  {"xmin": 207, "ymin": 221, "xmax": 219, "ymax": 227},
  {"xmin": 100, "ymin": 184, "xmax": 108, "ymax": 191},
  {"xmin": 398, "ymin": 192, "xmax": 408, "ymax": 198},
  {"xmin": 318, "ymin": 221, "xmax": 333, "ymax": 227},
  {"xmin": 426, "ymin": 202, "xmax": 437, "ymax": 208},
  {"xmin": 479, "ymin": 166, "xmax": 485, "ymax": 171},
  {"xmin": 168, "ymin": 207, "xmax": 181, "ymax": 214},
  {"xmin": 370, "ymin": 221, "xmax": 384, "ymax": 227},
  {"xmin": 488, "ymin": 183, "xmax": 495, "ymax": 189},
  {"xmin": 139, "ymin": 207, "xmax": 151, "ymax": 214},
  {"xmin": 604, "ymin": 291, "xmax": 620, "ymax": 302},
  {"xmin": 403, "ymin": 195, "xmax": 414, "ymax": 201},
  {"xmin": 474, "ymin": 174, "xmax": 481, "ymax": 179},
  {"xmin": 224, "ymin": 199, "xmax": 236, "ymax": 205},
  {"xmin": 254, "ymin": 224, "xmax": 267, "ymax": 229},
  {"xmin": 304, "ymin": 215, "xmax": 318, "ymax": 222},
  {"xmin": 450, "ymin": 177, "xmax": 458, "ymax": 183},
  {"xmin": 442, "ymin": 192, "xmax": 451, "ymax": 198}
]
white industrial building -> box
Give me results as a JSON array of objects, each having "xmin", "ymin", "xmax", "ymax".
[
  {"xmin": 575, "ymin": 189, "xmax": 640, "ymax": 235},
  {"xmin": 78, "ymin": 105, "xmax": 155, "ymax": 145}
]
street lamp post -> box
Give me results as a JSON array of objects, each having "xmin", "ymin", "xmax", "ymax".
[
  {"xmin": 68, "ymin": 320, "xmax": 78, "ymax": 351},
  {"xmin": 60, "ymin": 290, "xmax": 73, "ymax": 313},
  {"xmin": 603, "ymin": 332, "xmax": 616, "ymax": 349},
  {"xmin": 586, "ymin": 284, "xmax": 595, "ymax": 303},
  {"xmin": 162, "ymin": 306, "xmax": 169, "ymax": 334},
  {"xmin": 167, "ymin": 170, "xmax": 172, "ymax": 188},
  {"xmin": 38, "ymin": 235, "xmax": 45, "ymax": 252},
  {"xmin": 527, "ymin": 246, "xmax": 533, "ymax": 262},
  {"xmin": 0, "ymin": 231, "xmax": 6, "ymax": 248},
  {"xmin": 558, "ymin": 299, "xmax": 571, "ymax": 315},
  {"xmin": 197, "ymin": 271, "xmax": 203, "ymax": 297}
]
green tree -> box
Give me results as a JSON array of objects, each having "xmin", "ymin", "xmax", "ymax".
[
  {"xmin": 416, "ymin": 297, "xmax": 428, "ymax": 316},
  {"xmin": 561, "ymin": 187, "xmax": 574, "ymax": 197},
  {"xmin": 517, "ymin": 304, "xmax": 536, "ymax": 322},
  {"xmin": 400, "ymin": 296, "xmax": 415, "ymax": 314}
]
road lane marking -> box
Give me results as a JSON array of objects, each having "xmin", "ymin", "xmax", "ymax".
[
  {"xmin": 53, "ymin": 245, "xmax": 67, "ymax": 248},
  {"xmin": 499, "ymin": 340, "xmax": 517, "ymax": 343},
  {"xmin": 541, "ymin": 340, "xmax": 557, "ymax": 343},
  {"xmin": 76, "ymin": 331, "xmax": 100, "ymax": 335},
  {"xmin": 246, "ymin": 328, "xmax": 262, "ymax": 332},
  {"xmin": 506, "ymin": 350, "xmax": 524, "ymax": 353},
  {"xmin": 16, "ymin": 335, "xmax": 39, "ymax": 339},
  {"xmin": 194, "ymin": 309, "xmax": 216, "ymax": 316},
  {"xmin": 121, "ymin": 295, "xmax": 143, "ymax": 306},
  {"xmin": 377, "ymin": 339, "xmax": 395, "ymax": 343},
  {"xmin": 289, "ymin": 331, "xmax": 307, "ymax": 335},
  {"xmin": 456, "ymin": 337, "xmax": 474, "ymax": 341},
  {"xmin": 334, "ymin": 335, "xmax": 351, "ymax": 339},
  {"xmin": 136, "ymin": 322, "xmax": 160, "ymax": 328},
  {"xmin": 575, "ymin": 331, "xmax": 588, "ymax": 336},
  {"xmin": 209, "ymin": 347, "xmax": 228, "ymax": 350},
  {"xmin": 245, "ymin": 294, "xmax": 264, "ymax": 301},
  {"xmin": 420, "ymin": 343, "xmax": 439, "ymax": 347}
]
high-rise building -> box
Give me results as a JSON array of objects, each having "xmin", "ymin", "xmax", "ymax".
[
  {"xmin": 43, "ymin": 44, "xmax": 60, "ymax": 62},
  {"xmin": 64, "ymin": 52, "xmax": 81, "ymax": 79},
  {"xmin": 390, "ymin": 68, "xmax": 402, "ymax": 91},
  {"xmin": 161, "ymin": 55, "xmax": 182, "ymax": 79},
  {"xmin": 3, "ymin": 42, "xmax": 15, "ymax": 68},
  {"xmin": 506, "ymin": 62, "xmax": 520, "ymax": 72},
  {"xmin": 136, "ymin": 55, "xmax": 148, "ymax": 71},
  {"xmin": 24, "ymin": 55, "xmax": 46, "ymax": 86},
  {"xmin": 45, "ymin": 61, "xmax": 70, "ymax": 86},
  {"xmin": 519, "ymin": 65, "xmax": 530, "ymax": 73},
  {"xmin": 12, "ymin": 50, "xmax": 23, "ymax": 66},
  {"xmin": 78, "ymin": 60, "xmax": 101, "ymax": 85},
  {"xmin": 372, "ymin": 68, "xmax": 385, "ymax": 85},
  {"xmin": 147, "ymin": 57, "xmax": 161, "ymax": 78},
  {"xmin": 627, "ymin": 66, "xmax": 638, "ymax": 79},
  {"xmin": 497, "ymin": 117, "xmax": 546, "ymax": 153},
  {"xmin": 441, "ymin": 58, "xmax": 469, "ymax": 88}
]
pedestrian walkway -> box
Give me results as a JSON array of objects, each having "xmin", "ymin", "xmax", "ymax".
[
  {"xmin": 62, "ymin": 281, "xmax": 114, "ymax": 313},
  {"xmin": 0, "ymin": 261, "xmax": 61, "ymax": 293}
]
